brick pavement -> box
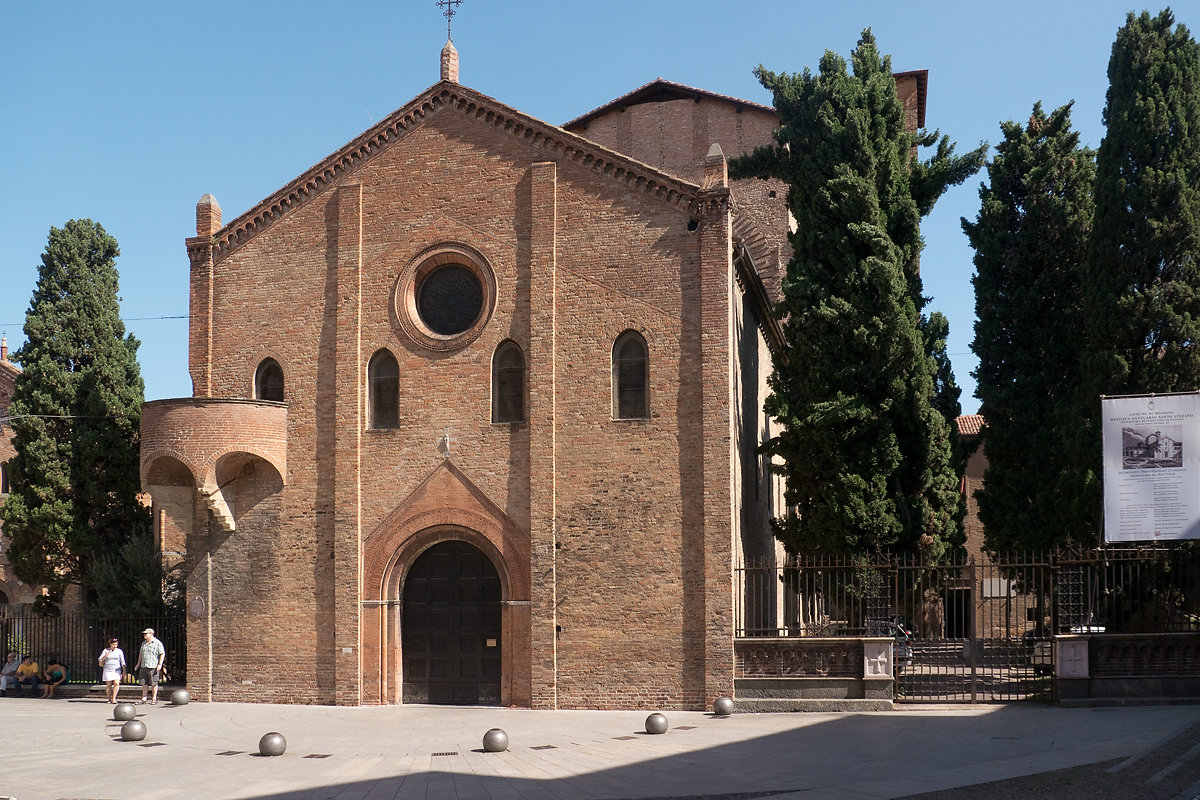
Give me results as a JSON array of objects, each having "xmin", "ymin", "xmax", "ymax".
[{"xmin": 0, "ymin": 697, "xmax": 1197, "ymax": 800}]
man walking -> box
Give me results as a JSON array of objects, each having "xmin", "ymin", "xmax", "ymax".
[{"xmin": 134, "ymin": 628, "xmax": 166, "ymax": 704}]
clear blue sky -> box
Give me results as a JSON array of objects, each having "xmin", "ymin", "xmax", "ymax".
[{"xmin": 1, "ymin": 1, "xmax": 1184, "ymax": 415}]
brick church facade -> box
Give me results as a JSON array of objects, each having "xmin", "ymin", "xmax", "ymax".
[{"xmin": 140, "ymin": 44, "xmax": 927, "ymax": 708}]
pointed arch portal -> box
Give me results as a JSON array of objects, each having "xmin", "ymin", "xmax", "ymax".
[{"xmin": 402, "ymin": 540, "xmax": 502, "ymax": 704}]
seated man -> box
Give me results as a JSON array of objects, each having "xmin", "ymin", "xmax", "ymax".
[
  {"xmin": 15, "ymin": 655, "xmax": 40, "ymax": 694},
  {"xmin": 0, "ymin": 652, "xmax": 18, "ymax": 696}
]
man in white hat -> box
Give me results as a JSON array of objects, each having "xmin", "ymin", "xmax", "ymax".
[{"xmin": 134, "ymin": 628, "xmax": 166, "ymax": 704}]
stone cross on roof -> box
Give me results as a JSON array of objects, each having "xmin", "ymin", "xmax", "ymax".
[{"xmin": 437, "ymin": 0, "xmax": 462, "ymax": 40}]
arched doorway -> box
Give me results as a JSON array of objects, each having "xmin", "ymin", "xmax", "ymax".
[{"xmin": 402, "ymin": 540, "xmax": 501, "ymax": 704}]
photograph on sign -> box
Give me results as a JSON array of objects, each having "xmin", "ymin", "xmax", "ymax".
[{"xmin": 1102, "ymin": 393, "xmax": 1200, "ymax": 542}]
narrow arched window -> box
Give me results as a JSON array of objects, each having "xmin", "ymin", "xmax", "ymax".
[
  {"xmin": 255, "ymin": 358, "xmax": 284, "ymax": 402},
  {"xmin": 613, "ymin": 331, "xmax": 649, "ymax": 419},
  {"xmin": 0, "ymin": 461, "xmax": 9, "ymax": 495},
  {"xmin": 369, "ymin": 350, "xmax": 400, "ymax": 429},
  {"xmin": 492, "ymin": 341, "xmax": 525, "ymax": 423}
]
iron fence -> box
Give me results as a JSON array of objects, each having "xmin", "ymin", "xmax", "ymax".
[
  {"xmin": 0, "ymin": 608, "xmax": 185, "ymax": 685},
  {"xmin": 736, "ymin": 545, "xmax": 1199, "ymax": 639},
  {"xmin": 735, "ymin": 545, "xmax": 1199, "ymax": 702}
]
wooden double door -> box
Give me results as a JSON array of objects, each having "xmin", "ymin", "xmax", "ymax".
[{"xmin": 401, "ymin": 540, "xmax": 502, "ymax": 705}]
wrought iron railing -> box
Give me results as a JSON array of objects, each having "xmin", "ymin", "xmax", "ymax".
[
  {"xmin": 735, "ymin": 545, "xmax": 1199, "ymax": 640},
  {"xmin": 0, "ymin": 609, "xmax": 185, "ymax": 685}
]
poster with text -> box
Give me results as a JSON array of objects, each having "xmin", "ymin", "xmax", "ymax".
[{"xmin": 1102, "ymin": 393, "xmax": 1200, "ymax": 542}]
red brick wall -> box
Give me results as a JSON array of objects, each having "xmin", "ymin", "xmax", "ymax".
[
  {"xmin": 154, "ymin": 87, "xmax": 739, "ymax": 709},
  {"xmin": 575, "ymin": 97, "xmax": 791, "ymax": 304}
]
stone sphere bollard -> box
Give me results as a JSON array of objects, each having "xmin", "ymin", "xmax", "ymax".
[
  {"xmin": 645, "ymin": 713, "xmax": 668, "ymax": 735},
  {"xmin": 259, "ymin": 732, "xmax": 287, "ymax": 757},
  {"xmin": 120, "ymin": 719, "xmax": 147, "ymax": 741},
  {"xmin": 482, "ymin": 728, "xmax": 509, "ymax": 753},
  {"xmin": 170, "ymin": 688, "xmax": 191, "ymax": 706},
  {"xmin": 113, "ymin": 702, "xmax": 137, "ymax": 722},
  {"xmin": 713, "ymin": 696, "xmax": 734, "ymax": 716}
]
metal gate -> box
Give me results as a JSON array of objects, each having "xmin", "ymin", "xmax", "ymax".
[
  {"xmin": 735, "ymin": 545, "xmax": 1198, "ymax": 703},
  {"xmin": 898, "ymin": 553, "xmax": 1051, "ymax": 702}
]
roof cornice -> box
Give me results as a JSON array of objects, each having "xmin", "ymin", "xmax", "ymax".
[{"xmin": 201, "ymin": 82, "xmax": 704, "ymax": 262}]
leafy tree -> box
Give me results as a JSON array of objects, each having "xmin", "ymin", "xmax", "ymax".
[
  {"xmin": 0, "ymin": 220, "xmax": 149, "ymax": 613},
  {"xmin": 731, "ymin": 30, "xmax": 984, "ymax": 557},
  {"xmin": 84, "ymin": 528, "xmax": 182, "ymax": 618},
  {"xmin": 1087, "ymin": 10, "xmax": 1200, "ymax": 399},
  {"xmin": 965, "ymin": 102, "xmax": 1097, "ymax": 552}
]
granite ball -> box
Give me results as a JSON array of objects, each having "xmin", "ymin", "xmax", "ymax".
[
  {"xmin": 259, "ymin": 731, "xmax": 287, "ymax": 756},
  {"xmin": 120, "ymin": 719, "xmax": 147, "ymax": 741},
  {"xmin": 645, "ymin": 713, "xmax": 668, "ymax": 735},
  {"xmin": 170, "ymin": 688, "xmax": 191, "ymax": 706},
  {"xmin": 713, "ymin": 696, "xmax": 734, "ymax": 716},
  {"xmin": 482, "ymin": 727, "xmax": 509, "ymax": 752},
  {"xmin": 113, "ymin": 702, "xmax": 137, "ymax": 721}
]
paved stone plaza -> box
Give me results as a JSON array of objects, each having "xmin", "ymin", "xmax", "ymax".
[{"xmin": 0, "ymin": 697, "xmax": 1197, "ymax": 800}]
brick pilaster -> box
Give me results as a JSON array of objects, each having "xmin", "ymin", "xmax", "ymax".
[
  {"xmin": 697, "ymin": 144, "xmax": 735, "ymax": 708},
  {"xmin": 333, "ymin": 184, "xmax": 364, "ymax": 705},
  {"xmin": 186, "ymin": 239, "xmax": 213, "ymax": 398},
  {"xmin": 528, "ymin": 161, "xmax": 557, "ymax": 709}
]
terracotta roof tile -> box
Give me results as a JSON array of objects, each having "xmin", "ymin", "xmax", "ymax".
[{"xmin": 955, "ymin": 414, "xmax": 985, "ymax": 437}]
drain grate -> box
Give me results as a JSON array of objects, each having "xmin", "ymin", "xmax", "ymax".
[
  {"xmin": 675, "ymin": 726, "xmax": 696, "ymax": 730},
  {"xmin": 140, "ymin": 742, "xmax": 167, "ymax": 747},
  {"xmin": 613, "ymin": 736, "xmax": 637, "ymax": 741},
  {"xmin": 216, "ymin": 750, "xmax": 244, "ymax": 756},
  {"xmin": 531, "ymin": 745, "xmax": 557, "ymax": 750},
  {"xmin": 431, "ymin": 751, "xmax": 458, "ymax": 757},
  {"xmin": 304, "ymin": 753, "xmax": 332, "ymax": 759}
]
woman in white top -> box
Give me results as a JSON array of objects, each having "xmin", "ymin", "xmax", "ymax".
[{"xmin": 97, "ymin": 638, "xmax": 126, "ymax": 704}]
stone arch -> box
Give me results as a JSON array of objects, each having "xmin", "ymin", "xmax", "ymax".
[
  {"xmin": 210, "ymin": 451, "xmax": 285, "ymax": 532},
  {"xmin": 142, "ymin": 454, "xmax": 199, "ymax": 564},
  {"xmin": 393, "ymin": 527, "xmax": 501, "ymax": 705},
  {"xmin": 360, "ymin": 462, "xmax": 530, "ymax": 706},
  {"xmin": 142, "ymin": 451, "xmax": 202, "ymax": 491},
  {"xmin": 0, "ymin": 577, "xmax": 28, "ymax": 605}
]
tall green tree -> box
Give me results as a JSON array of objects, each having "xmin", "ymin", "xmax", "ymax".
[
  {"xmin": 1087, "ymin": 9, "xmax": 1200, "ymax": 398},
  {"xmin": 0, "ymin": 220, "xmax": 149, "ymax": 613},
  {"xmin": 84, "ymin": 529, "xmax": 182, "ymax": 618},
  {"xmin": 922, "ymin": 311, "xmax": 962, "ymax": 426},
  {"xmin": 731, "ymin": 31, "xmax": 984, "ymax": 557},
  {"xmin": 965, "ymin": 102, "xmax": 1097, "ymax": 552}
]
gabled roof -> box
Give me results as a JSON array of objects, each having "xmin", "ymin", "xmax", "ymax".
[
  {"xmin": 563, "ymin": 78, "xmax": 776, "ymax": 131},
  {"xmin": 0, "ymin": 352, "xmax": 19, "ymax": 383},
  {"xmin": 955, "ymin": 414, "xmax": 984, "ymax": 437},
  {"xmin": 562, "ymin": 72, "xmax": 928, "ymax": 133},
  {"xmin": 0, "ymin": 357, "xmax": 19, "ymax": 417},
  {"xmin": 197, "ymin": 81, "xmax": 710, "ymax": 261}
]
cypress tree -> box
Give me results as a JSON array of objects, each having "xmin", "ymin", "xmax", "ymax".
[
  {"xmin": 965, "ymin": 103, "xmax": 1097, "ymax": 552},
  {"xmin": 732, "ymin": 31, "xmax": 983, "ymax": 557},
  {"xmin": 0, "ymin": 220, "xmax": 149, "ymax": 613},
  {"xmin": 1088, "ymin": 10, "xmax": 1200, "ymax": 398},
  {"xmin": 922, "ymin": 311, "xmax": 962, "ymax": 425}
]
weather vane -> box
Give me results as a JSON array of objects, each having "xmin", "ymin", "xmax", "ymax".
[{"xmin": 437, "ymin": 0, "xmax": 462, "ymax": 40}]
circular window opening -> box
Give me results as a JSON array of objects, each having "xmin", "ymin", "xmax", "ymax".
[
  {"xmin": 416, "ymin": 264, "xmax": 483, "ymax": 336},
  {"xmin": 393, "ymin": 244, "xmax": 497, "ymax": 352}
]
